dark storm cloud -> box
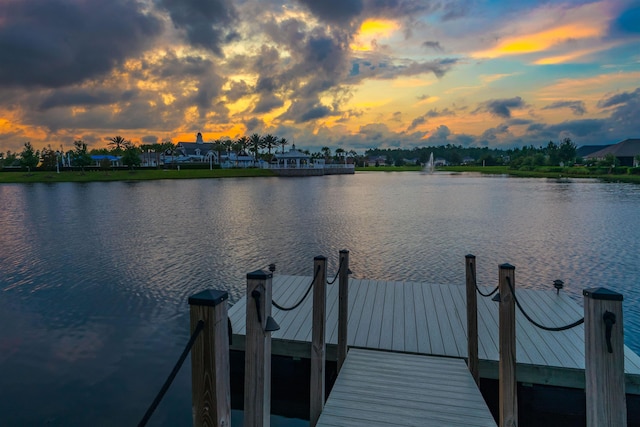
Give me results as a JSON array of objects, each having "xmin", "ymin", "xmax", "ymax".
[
  {"xmin": 476, "ymin": 97, "xmax": 525, "ymax": 118},
  {"xmin": 225, "ymin": 80, "xmax": 251, "ymax": 102},
  {"xmin": 152, "ymin": 53, "xmax": 216, "ymax": 79},
  {"xmin": 542, "ymin": 100, "xmax": 587, "ymax": 116},
  {"xmin": 349, "ymin": 57, "xmax": 457, "ymax": 81},
  {"xmin": 597, "ymin": 88, "xmax": 640, "ymax": 108},
  {"xmin": 156, "ymin": 0, "xmax": 238, "ymax": 55},
  {"xmin": 141, "ymin": 135, "xmax": 160, "ymax": 144},
  {"xmin": 244, "ymin": 117, "xmax": 264, "ymax": 132},
  {"xmin": 423, "ymin": 41, "xmax": 444, "ymax": 51},
  {"xmin": 253, "ymin": 94, "xmax": 285, "ymax": 114},
  {"xmin": 598, "ymin": 87, "xmax": 640, "ymax": 132},
  {"xmin": 0, "ymin": 0, "xmax": 162, "ymax": 88},
  {"xmin": 441, "ymin": 0, "xmax": 470, "ymax": 21},
  {"xmin": 407, "ymin": 108, "xmax": 454, "ymax": 130},
  {"xmin": 295, "ymin": 0, "xmax": 364, "ymax": 25},
  {"xmin": 408, "ymin": 116, "xmax": 426, "ymax": 130},
  {"xmin": 39, "ymin": 89, "xmax": 136, "ymax": 111}
]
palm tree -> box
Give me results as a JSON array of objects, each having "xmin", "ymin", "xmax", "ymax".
[
  {"xmin": 108, "ymin": 136, "xmax": 128, "ymax": 152},
  {"xmin": 279, "ymin": 137, "xmax": 288, "ymax": 154},
  {"xmin": 212, "ymin": 139, "xmax": 225, "ymax": 165},
  {"xmin": 262, "ymin": 134, "xmax": 277, "ymax": 160},
  {"xmin": 236, "ymin": 136, "xmax": 250, "ymax": 155},
  {"xmin": 321, "ymin": 146, "xmax": 332, "ymax": 162},
  {"xmin": 249, "ymin": 133, "xmax": 264, "ymax": 162}
]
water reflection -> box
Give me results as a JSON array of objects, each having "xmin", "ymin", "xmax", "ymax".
[{"xmin": 1, "ymin": 174, "xmax": 639, "ymax": 425}]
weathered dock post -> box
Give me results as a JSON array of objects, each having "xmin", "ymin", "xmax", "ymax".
[
  {"xmin": 245, "ymin": 270, "xmax": 277, "ymax": 427},
  {"xmin": 188, "ymin": 289, "xmax": 231, "ymax": 427},
  {"xmin": 466, "ymin": 254, "xmax": 480, "ymax": 385},
  {"xmin": 498, "ymin": 263, "xmax": 517, "ymax": 427},
  {"xmin": 310, "ymin": 256, "xmax": 328, "ymax": 427},
  {"xmin": 583, "ymin": 288, "xmax": 626, "ymax": 427},
  {"xmin": 337, "ymin": 249, "xmax": 350, "ymax": 373}
]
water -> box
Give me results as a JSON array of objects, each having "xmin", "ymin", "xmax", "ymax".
[{"xmin": 1, "ymin": 173, "xmax": 639, "ymax": 426}]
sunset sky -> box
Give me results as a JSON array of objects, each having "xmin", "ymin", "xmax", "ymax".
[{"xmin": 1, "ymin": 0, "xmax": 639, "ymax": 154}]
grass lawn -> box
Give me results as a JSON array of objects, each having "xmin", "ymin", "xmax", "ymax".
[{"xmin": 0, "ymin": 168, "xmax": 275, "ymax": 183}]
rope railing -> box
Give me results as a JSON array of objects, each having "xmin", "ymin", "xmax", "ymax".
[
  {"xmin": 137, "ymin": 319, "xmax": 205, "ymax": 427},
  {"xmin": 326, "ymin": 257, "xmax": 345, "ymax": 285},
  {"xmin": 271, "ymin": 264, "xmax": 321, "ymax": 311},
  {"xmin": 506, "ymin": 276, "xmax": 584, "ymax": 332},
  {"xmin": 470, "ymin": 261, "xmax": 499, "ymax": 297}
]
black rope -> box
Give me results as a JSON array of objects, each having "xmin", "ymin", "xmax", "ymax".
[
  {"xmin": 326, "ymin": 257, "xmax": 345, "ymax": 285},
  {"xmin": 138, "ymin": 320, "xmax": 205, "ymax": 427},
  {"xmin": 506, "ymin": 276, "xmax": 584, "ymax": 332},
  {"xmin": 470, "ymin": 262, "xmax": 499, "ymax": 297},
  {"xmin": 272, "ymin": 265, "xmax": 321, "ymax": 311}
]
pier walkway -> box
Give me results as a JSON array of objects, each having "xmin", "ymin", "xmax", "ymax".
[
  {"xmin": 229, "ymin": 275, "xmax": 640, "ymax": 393},
  {"xmin": 315, "ymin": 348, "xmax": 496, "ymax": 426}
]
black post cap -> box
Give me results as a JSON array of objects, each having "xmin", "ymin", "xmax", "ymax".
[
  {"xmin": 314, "ymin": 255, "xmax": 327, "ymax": 261},
  {"xmin": 188, "ymin": 289, "xmax": 228, "ymax": 307},
  {"xmin": 465, "ymin": 254, "xmax": 476, "ymax": 259},
  {"xmin": 583, "ymin": 287, "xmax": 623, "ymax": 301},
  {"xmin": 247, "ymin": 269, "xmax": 272, "ymax": 280},
  {"xmin": 499, "ymin": 263, "xmax": 515, "ymax": 270}
]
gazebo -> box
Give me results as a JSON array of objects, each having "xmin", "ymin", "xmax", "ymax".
[{"xmin": 272, "ymin": 145, "xmax": 312, "ymax": 168}]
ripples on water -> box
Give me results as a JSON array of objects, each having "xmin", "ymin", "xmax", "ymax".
[{"xmin": 1, "ymin": 174, "xmax": 639, "ymax": 425}]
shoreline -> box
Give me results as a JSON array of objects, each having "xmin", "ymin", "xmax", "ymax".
[{"xmin": 1, "ymin": 165, "xmax": 640, "ymax": 184}]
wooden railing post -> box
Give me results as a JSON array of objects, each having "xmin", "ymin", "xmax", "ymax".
[
  {"xmin": 244, "ymin": 270, "xmax": 274, "ymax": 427},
  {"xmin": 583, "ymin": 288, "xmax": 626, "ymax": 427},
  {"xmin": 498, "ymin": 263, "xmax": 517, "ymax": 427},
  {"xmin": 310, "ymin": 256, "xmax": 327, "ymax": 427},
  {"xmin": 188, "ymin": 289, "xmax": 231, "ymax": 427},
  {"xmin": 337, "ymin": 249, "xmax": 350, "ymax": 373},
  {"xmin": 466, "ymin": 254, "xmax": 479, "ymax": 386}
]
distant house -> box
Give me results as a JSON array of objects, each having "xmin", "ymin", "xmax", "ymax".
[
  {"xmin": 366, "ymin": 156, "xmax": 388, "ymax": 167},
  {"xmin": 91, "ymin": 155, "xmax": 121, "ymax": 166},
  {"xmin": 585, "ymin": 139, "xmax": 640, "ymax": 167},
  {"xmin": 462, "ymin": 157, "xmax": 475, "ymax": 165},
  {"xmin": 576, "ymin": 145, "xmax": 611, "ymax": 159},
  {"xmin": 434, "ymin": 157, "xmax": 448, "ymax": 167},
  {"xmin": 173, "ymin": 132, "xmax": 216, "ymax": 163}
]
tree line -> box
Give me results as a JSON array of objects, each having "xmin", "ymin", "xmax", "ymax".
[
  {"xmin": 3, "ymin": 135, "xmax": 632, "ymax": 172},
  {"xmin": 364, "ymin": 138, "xmax": 583, "ymax": 168}
]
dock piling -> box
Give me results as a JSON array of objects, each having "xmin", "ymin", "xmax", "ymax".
[
  {"xmin": 498, "ymin": 263, "xmax": 517, "ymax": 427},
  {"xmin": 337, "ymin": 249, "xmax": 350, "ymax": 373},
  {"xmin": 244, "ymin": 270, "xmax": 275, "ymax": 427},
  {"xmin": 188, "ymin": 289, "xmax": 231, "ymax": 427},
  {"xmin": 465, "ymin": 254, "xmax": 480, "ymax": 385},
  {"xmin": 310, "ymin": 256, "xmax": 327, "ymax": 427},
  {"xmin": 584, "ymin": 287, "xmax": 626, "ymax": 427}
]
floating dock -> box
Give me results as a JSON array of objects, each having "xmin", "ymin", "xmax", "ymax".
[{"xmin": 229, "ymin": 275, "xmax": 640, "ymax": 393}]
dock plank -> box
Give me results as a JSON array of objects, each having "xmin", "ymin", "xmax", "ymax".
[
  {"xmin": 228, "ymin": 275, "xmax": 640, "ymax": 393},
  {"xmin": 316, "ymin": 348, "xmax": 496, "ymax": 427}
]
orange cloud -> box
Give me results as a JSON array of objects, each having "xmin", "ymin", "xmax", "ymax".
[{"xmin": 473, "ymin": 24, "xmax": 604, "ymax": 59}]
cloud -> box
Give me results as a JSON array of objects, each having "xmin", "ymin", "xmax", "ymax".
[
  {"xmin": 476, "ymin": 97, "xmax": 526, "ymax": 118},
  {"xmin": 422, "ymin": 41, "xmax": 444, "ymax": 52},
  {"xmin": 542, "ymin": 100, "xmax": 587, "ymax": 115},
  {"xmin": 0, "ymin": 0, "xmax": 162, "ymax": 88},
  {"xmin": 295, "ymin": 0, "xmax": 364, "ymax": 25},
  {"xmin": 156, "ymin": 0, "xmax": 238, "ymax": 55},
  {"xmin": 407, "ymin": 107, "xmax": 455, "ymax": 130},
  {"xmin": 597, "ymin": 88, "xmax": 640, "ymax": 108}
]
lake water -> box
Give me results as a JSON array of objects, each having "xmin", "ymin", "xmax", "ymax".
[{"xmin": 1, "ymin": 172, "xmax": 639, "ymax": 426}]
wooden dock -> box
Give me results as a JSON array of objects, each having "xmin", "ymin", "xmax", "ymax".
[
  {"xmin": 229, "ymin": 275, "xmax": 640, "ymax": 393},
  {"xmin": 316, "ymin": 348, "xmax": 496, "ymax": 426}
]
